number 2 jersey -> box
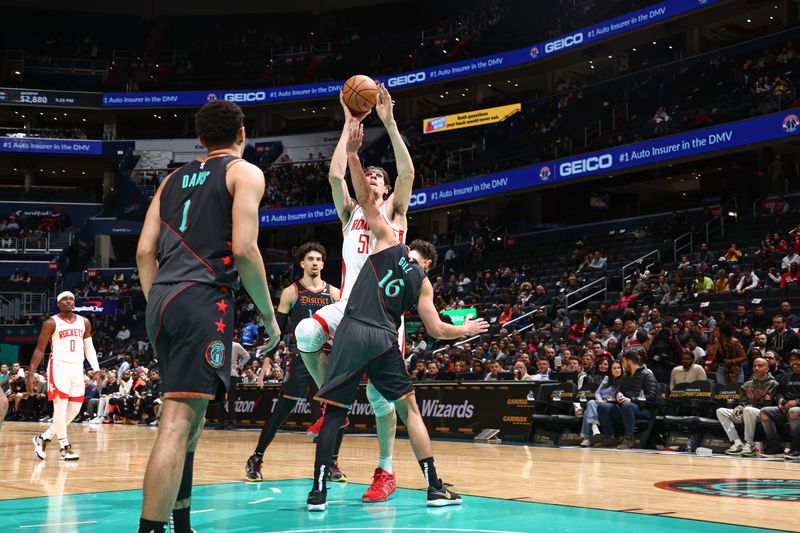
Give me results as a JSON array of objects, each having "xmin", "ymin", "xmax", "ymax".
[
  {"xmin": 340, "ymin": 202, "xmax": 405, "ymax": 300},
  {"xmin": 153, "ymin": 154, "xmax": 241, "ymax": 289},
  {"xmin": 343, "ymin": 243, "xmax": 425, "ymax": 337}
]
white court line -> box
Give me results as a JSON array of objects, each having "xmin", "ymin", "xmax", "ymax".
[
  {"xmin": 190, "ymin": 509, "xmax": 215, "ymax": 514},
  {"xmin": 271, "ymin": 529, "xmax": 526, "ymax": 533},
  {"xmin": 269, "ymin": 487, "xmax": 282, "ymax": 493},
  {"xmin": 248, "ymin": 497, "xmax": 274, "ymax": 504},
  {"xmin": 19, "ymin": 521, "xmax": 97, "ymax": 529}
]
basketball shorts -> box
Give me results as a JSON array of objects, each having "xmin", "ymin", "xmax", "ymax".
[
  {"xmin": 146, "ymin": 281, "xmax": 234, "ymax": 401},
  {"xmin": 313, "ymin": 299, "xmax": 406, "ymax": 353},
  {"xmin": 314, "ymin": 318, "xmax": 413, "ymax": 409},
  {"xmin": 48, "ymin": 359, "xmax": 85, "ymax": 402},
  {"xmin": 281, "ymin": 351, "xmax": 315, "ymax": 400}
]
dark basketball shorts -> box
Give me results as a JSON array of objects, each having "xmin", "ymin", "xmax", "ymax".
[
  {"xmin": 314, "ymin": 318, "xmax": 413, "ymax": 408},
  {"xmin": 146, "ymin": 281, "xmax": 234, "ymax": 401},
  {"xmin": 280, "ymin": 351, "xmax": 315, "ymax": 400}
]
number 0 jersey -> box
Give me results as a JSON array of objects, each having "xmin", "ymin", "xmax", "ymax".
[
  {"xmin": 153, "ymin": 154, "xmax": 241, "ymax": 289},
  {"xmin": 50, "ymin": 313, "xmax": 86, "ymax": 365},
  {"xmin": 340, "ymin": 202, "xmax": 405, "ymax": 300},
  {"xmin": 343, "ymin": 243, "xmax": 425, "ymax": 336}
]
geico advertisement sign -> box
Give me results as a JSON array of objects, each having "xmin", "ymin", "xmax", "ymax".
[
  {"xmin": 545, "ymin": 32, "xmax": 584, "ymax": 53},
  {"xmin": 223, "ymin": 91, "xmax": 267, "ymax": 103},
  {"xmin": 386, "ymin": 72, "xmax": 426, "ymax": 88},
  {"xmin": 559, "ymin": 154, "xmax": 613, "ymax": 177}
]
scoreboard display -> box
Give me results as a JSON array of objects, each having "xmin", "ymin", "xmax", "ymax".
[{"xmin": 0, "ymin": 87, "xmax": 101, "ymax": 108}]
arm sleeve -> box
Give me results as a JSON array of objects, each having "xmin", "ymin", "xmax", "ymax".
[
  {"xmin": 276, "ymin": 311, "xmax": 289, "ymax": 336},
  {"xmin": 84, "ymin": 337, "xmax": 100, "ymax": 372}
]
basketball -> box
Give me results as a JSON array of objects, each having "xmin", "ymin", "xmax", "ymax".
[{"xmin": 342, "ymin": 74, "xmax": 379, "ymax": 114}]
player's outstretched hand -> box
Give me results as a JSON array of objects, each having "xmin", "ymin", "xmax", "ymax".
[
  {"xmin": 339, "ymin": 92, "xmax": 371, "ymax": 123},
  {"xmin": 375, "ymin": 83, "xmax": 394, "ymax": 124},
  {"xmin": 346, "ymin": 123, "xmax": 364, "ymax": 155},
  {"xmin": 462, "ymin": 317, "xmax": 489, "ymax": 336}
]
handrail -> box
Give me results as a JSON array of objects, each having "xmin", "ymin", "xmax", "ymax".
[
  {"xmin": 565, "ymin": 277, "xmax": 607, "ymax": 309},
  {"xmin": 431, "ymin": 306, "xmax": 543, "ymax": 355},
  {"xmin": 621, "ymin": 249, "xmax": 660, "ymax": 286},
  {"xmin": 673, "ymin": 231, "xmax": 693, "ymax": 262}
]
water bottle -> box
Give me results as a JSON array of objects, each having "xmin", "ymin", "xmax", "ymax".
[
  {"xmin": 686, "ymin": 437, "xmax": 695, "ymax": 453},
  {"xmin": 554, "ymin": 390, "xmax": 563, "ymax": 401},
  {"xmin": 636, "ymin": 390, "xmax": 646, "ymax": 402},
  {"xmin": 579, "ymin": 390, "xmax": 587, "ymax": 402}
]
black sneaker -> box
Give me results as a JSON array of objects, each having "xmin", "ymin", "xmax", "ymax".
[
  {"xmin": 617, "ymin": 437, "xmax": 636, "ymax": 450},
  {"xmin": 760, "ymin": 445, "xmax": 785, "ymax": 458},
  {"xmin": 245, "ymin": 454, "xmax": 263, "ymax": 482},
  {"xmin": 32, "ymin": 435, "xmax": 50, "ymax": 460},
  {"xmin": 593, "ymin": 436, "xmax": 619, "ymax": 448},
  {"xmin": 784, "ymin": 449, "xmax": 800, "ymax": 461},
  {"xmin": 426, "ymin": 481, "xmax": 462, "ymax": 507},
  {"xmin": 307, "ymin": 489, "xmax": 327, "ymax": 511}
]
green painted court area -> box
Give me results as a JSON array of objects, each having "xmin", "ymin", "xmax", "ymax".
[{"xmin": 0, "ymin": 479, "xmax": 783, "ymax": 533}]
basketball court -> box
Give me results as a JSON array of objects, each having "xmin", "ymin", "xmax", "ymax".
[{"xmin": 1, "ymin": 423, "xmax": 796, "ymax": 532}]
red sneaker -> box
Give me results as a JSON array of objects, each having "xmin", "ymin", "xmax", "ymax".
[
  {"xmin": 362, "ymin": 468, "xmax": 396, "ymax": 502},
  {"xmin": 306, "ymin": 415, "xmax": 350, "ymax": 439}
]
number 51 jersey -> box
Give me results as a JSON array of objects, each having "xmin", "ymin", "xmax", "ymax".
[{"xmin": 343, "ymin": 243, "xmax": 425, "ymax": 337}]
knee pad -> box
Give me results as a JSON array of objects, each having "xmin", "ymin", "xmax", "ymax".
[
  {"xmin": 295, "ymin": 317, "xmax": 328, "ymax": 354},
  {"xmin": 366, "ymin": 382, "xmax": 395, "ymax": 417}
]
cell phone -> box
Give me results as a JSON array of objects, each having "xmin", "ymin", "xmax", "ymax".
[{"xmin": 554, "ymin": 356, "xmax": 562, "ymax": 368}]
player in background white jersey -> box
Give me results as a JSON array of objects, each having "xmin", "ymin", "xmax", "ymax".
[
  {"xmin": 294, "ymin": 84, "xmax": 415, "ymax": 502},
  {"xmin": 27, "ymin": 291, "xmax": 100, "ymax": 460}
]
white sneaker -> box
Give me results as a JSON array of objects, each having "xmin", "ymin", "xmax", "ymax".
[
  {"xmin": 60, "ymin": 445, "xmax": 79, "ymax": 461},
  {"xmin": 32, "ymin": 435, "xmax": 49, "ymax": 460},
  {"xmin": 724, "ymin": 442, "xmax": 743, "ymax": 455},
  {"xmin": 88, "ymin": 417, "xmax": 101, "ymax": 425},
  {"xmin": 740, "ymin": 443, "xmax": 755, "ymax": 457},
  {"xmin": 580, "ymin": 438, "xmax": 591, "ymax": 447}
]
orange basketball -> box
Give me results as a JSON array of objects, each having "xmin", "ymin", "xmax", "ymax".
[{"xmin": 342, "ymin": 74, "xmax": 379, "ymax": 114}]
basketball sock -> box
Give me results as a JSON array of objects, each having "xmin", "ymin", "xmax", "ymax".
[
  {"xmin": 312, "ymin": 404, "xmax": 347, "ymax": 491},
  {"xmin": 41, "ymin": 427, "xmax": 54, "ymax": 441},
  {"xmin": 378, "ymin": 455, "xmax": 393, "ymax": 473},
  {"xmin": 171, "ymin": 451, "xmax": 194, "ymax": 533},
  {"xmin": 255, "ymin": 397, "xmax": 296, "ymax": 455},
  {"xmin": 58, "ymin": 437, "xmax": 69, "ymax": 449},
  {"xmin": 419, "ymin": 457, "xmax": 442, "ymax": 490},
  {"xmin": 52, "ymin": 396, "xmax": 68, "ymax": 441},
  {"xmin": 590, "ymin": 424, "xmax": 600, "ymax": 436},
  {"xmin": 331, "ymin": 426, "xmax": 346, "ymax": 464},
  {"xmin": 138, "ymin": 518, "xmax": 166, "ymax": 533}
]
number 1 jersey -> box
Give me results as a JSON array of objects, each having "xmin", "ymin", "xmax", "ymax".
[{"xmin": 154, "ymin": 154, "xmax": 240, "ymax": 289}]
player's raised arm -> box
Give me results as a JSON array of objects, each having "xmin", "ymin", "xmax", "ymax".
[
  {"xmin": 375, "ymin": 84, "xmax": 414, "ymax": 216},
  {"xmin": 417, "ymin": 279, "xmax": 488, "ymax": 340},
  {"xmin": 346, "ymin": 123, "xmax": 395, "ymax": 251},
  {"xmin": 26, "ymin": 318, "xmax": 54, "ymax": 393},
  {"xmin": 329, "ymin": 94, "xmax": 370, "ymax": 225},
  {"xmin": 230, "ymin": 160, "xmax": 280, "ymax": 352}
]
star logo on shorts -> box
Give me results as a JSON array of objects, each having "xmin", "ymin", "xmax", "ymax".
[
  {"xmin": 216, "ymin": 300, "xmax": 229, "ymax": 313},
  {"xmin": 222, "ymin": 256, "xmax": 233, "ymax": 267},
  {"xmin": 215, "ymin": 319, "xmax": 226, "ymax": 333}
]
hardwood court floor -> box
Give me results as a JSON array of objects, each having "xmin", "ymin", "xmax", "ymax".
[{"xmin": 0, "ymin": 421, "xmax": 797, "ymax": 532}]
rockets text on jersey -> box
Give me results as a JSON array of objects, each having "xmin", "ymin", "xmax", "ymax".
[{"xmin": 50, "ymin": 314, "xmax": 86, "ymax": 365}]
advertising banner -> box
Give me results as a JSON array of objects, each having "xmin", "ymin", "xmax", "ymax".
[
  {"xmin": 101, "ymin": 0, "xmax": 720, "ymax": 108},
  {"xmin": 50, "ymin": 299, "xmax": 119, "ymax": 316},
  {"xmin": 423, "ymin": 103, "xmax": 521, "ymax": 134},
  {"xmin": 259, "ymin": 109, "xmax": 800, "ymax": 227},
  {"xmin": 232, "ymin": 381, "xmax": 535, "ymax": 441},
  {"xmin": 0, "ymin": 138, "xmax": 103, "ymax": 156},
  {"xmin": 0, "ymin": 325, "xmax": 40, "ymax": 344}
]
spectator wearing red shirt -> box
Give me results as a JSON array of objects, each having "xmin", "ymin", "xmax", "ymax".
[
  {"xmin": 770, "ymin": 233, "xmax": 788, "ymax": 253},
  {"xmin": 780, "ymin": 263, "xmax": 800, "ymax": 288},
  {"xmin": 568, "ymin": 317, "xmax": 587, "ymax": 340}
]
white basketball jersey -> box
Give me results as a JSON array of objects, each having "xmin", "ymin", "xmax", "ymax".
[
  {"xmin": 340, "ymin": 202, "xmax": 406, "ymax": 300},
  {"xmin": 50, "ymin": 314, "xmax": 86, "ymax": 365}
]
